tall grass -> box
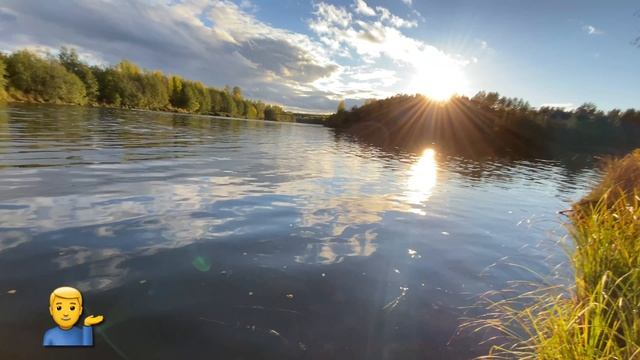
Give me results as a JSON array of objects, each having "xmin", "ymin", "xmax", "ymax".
[{"xmin": 465, "ymin": 150, "xmax": 640, "ymax": 359}]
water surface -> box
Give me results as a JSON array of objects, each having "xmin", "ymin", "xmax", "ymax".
[{"xmin": 0, "ymin": 104, "xmax": 599, "ymax": 359}]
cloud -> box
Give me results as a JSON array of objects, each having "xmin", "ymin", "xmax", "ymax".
[
  {"xmin": 0, "ymin": 7, "xmax": 17, "ymax": 22},
  {"xmin": 353, "ymin": 0, "xmax": 376, "ymax": 17},
  {"xmin": 583, "ymin": 25, "xmax": 603, "ymax": 35},
  {"xmin": 310, "ymin": 5, "xmax": 464, "ymax": 71},
  {"xmin": 376, "ymin": 6, "xmax": 417, "ymax": 28},
  {"xmin": 0, "ymin": 0, "xmax": 341, "ymax": 111},
  {"xmin": 309, "ymin": 1, "xmax": 470, "ymax": 99},
  {"xmin": 401, "ymin": 0, "xmax": 413, "ymax": 5},
  {"xmin": 0, "ymin": 0, "xmax": 469, "ymax": 112},
  {"xmin": 313, "ymin": 2, "xmax": 352, "ymax": 29}
]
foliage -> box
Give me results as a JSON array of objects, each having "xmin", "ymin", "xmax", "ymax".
[
  {"xmin": 265, "ymin": 104, "xmax": 294, "ymax": 122},
  {"xmin": 0, "ymin": 54, "xmax": 7, "ymax": 101},
  {"xmin": 576, "ymin": 149, "xmax": 640, "ymax": 210},
  {"xmin": 327, "ymin": 93, "xmax": 640, "ymax": 157},
  {"xmin": 6, "ymin": 50, "xmax": 86, "ymax": 105},
  {"xmin": 221, "ymin": 90, "xmax": 237, "ymax": 115},
  {"xmin": 2, "ymin": 47, "xmax": 293, "ymax": 121},
  {"xmin": 465, "ymin": 151, "xmax": 640, "ymax": 359},
  {"xmin": 58, "ymin": 47, "xmax": 99, "ymax": 102}
]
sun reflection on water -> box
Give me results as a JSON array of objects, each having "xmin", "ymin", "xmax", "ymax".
[{"xmin": 405, "ymin": 148, "xmax": 438, "ymax": 213}]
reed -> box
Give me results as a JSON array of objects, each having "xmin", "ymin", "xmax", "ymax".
[{"xmin": 466, "ymin": 150, "xmax": 640, "ymax": 359}]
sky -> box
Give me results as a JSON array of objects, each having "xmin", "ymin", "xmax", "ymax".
[{"xmin": 0, "ymin": 0, "xmax": 638, "ymax": 113}]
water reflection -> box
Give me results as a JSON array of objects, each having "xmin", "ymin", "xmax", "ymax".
[
  {"xmin": 405, "ymin": 148, "xmax": 438, "ymax": 212},
  {"xmin": 0, "ymin": 104, "xmax": 603, "ymax": 360}
]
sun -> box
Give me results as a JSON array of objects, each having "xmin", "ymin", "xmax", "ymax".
[{"xmin": 408, "ymin": 60, "xmax": 469, "ymax": 101}]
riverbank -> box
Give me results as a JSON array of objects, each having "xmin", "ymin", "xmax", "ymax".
[
  {"xmin": 1, "ymin": 100, "xmax": 330, "ymax": 127},
  {"xmin": 0, "ymin": 48, "xmax": 297, "ymax": 122},
  {"xmin": 325, "ymin": 94, "xmax": 640, "ymax": 158},
  {"xmin": 470, "ymin": 149, "xmax": 640, "ymax": 359}
]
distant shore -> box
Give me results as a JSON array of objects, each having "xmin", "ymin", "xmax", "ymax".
[{"xmin": 2, "ymin": 100, "xmax": 328, "ymax": 125}]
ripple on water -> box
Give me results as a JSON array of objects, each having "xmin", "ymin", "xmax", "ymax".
[{"xmin": 0, "ymin": 104, "xmax": 600, "ymax": 359}]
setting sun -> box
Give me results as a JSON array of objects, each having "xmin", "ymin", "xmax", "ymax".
[{"xmin": 408, "ymin": 61, "xmax": 469, "ymax": 101}]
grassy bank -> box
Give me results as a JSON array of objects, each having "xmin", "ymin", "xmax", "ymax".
[{"xmin": 468, "ymin": 150, "xmax": 640, "ymax": 359}]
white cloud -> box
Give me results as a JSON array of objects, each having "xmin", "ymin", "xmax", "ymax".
[
  {"xmin": 353, "ymin": 0, "xmax": 376, "ymax": 17},
  {"xmin": 412, "ymin": 9, "xmax": 426, "ymax": 23},
  {"xmin": 1, "ymin": 0, "xmax": 343, "ymax": 111},
  {"xmin": 401, "ymin": 0, "xmax": 413, "ymax": 6},
  {"xmin": 313, "ymin": 2, "xmax": 352, "ymax": 28},
  {"xmin": 376, "ymin": 6, "xmax": 417, "ymax": 28},
  {"xmin": 0, "ymin": 0, "xmax": 470, "ymax": 112},
  {"xmin": 309, "ymin": 1, "xmax": 470, "ymax": 99},
  {"xmin": 583, "ymin": 25, "xmax": 603, "ymax": 35},
  {"xmin": 238, "ymin": 0, "xmax": 257, "ymax": 12},
  {"xmin": 310, "ymin": 6, "xmax": 464, "ymax": 71}
]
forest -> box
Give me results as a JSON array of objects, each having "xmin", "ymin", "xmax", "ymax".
[
  {"xmin": 0, "ymin": 48, "xmax": 294, "ymax": 121},
  {"xmin": 327, "ymin": 94, "xmax": 640, "ymax": 157}
]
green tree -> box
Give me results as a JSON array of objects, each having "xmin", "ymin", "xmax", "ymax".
[
  {"xmin": 0, "ymin": 55, "xmax": 7, "ymax": 101},
  {"xmin": 255, "ymin": 101, "xmax": 266, "ymax": 119},
  {"xmin": 177, "ymin": 81, "xmax": 200, "ymax": 112},
  {"xmin": 235, "ymin": 98, "xmax": 245, "ymax": 117},
  {"xmin": 118, "ymin": 74, "xmax": 142, "ymax": 107},
  {"xmin": 244, "ymin": 100, "xmax": 255, "ymax": 118},
  {"xmin": 232, "ymin": 86, "xmax": 242, "ymax": 101},
  {"xmin": 140, "ymin": 71, "xmax": 169, "ymax": 109},
  {"xmin": 221, "ymin": 91, "xmax": 236, "ymax": 115},
  {"xmin": 6, "ymin": 50, "xmax": 86, "ymax": 104},
  {"xmin": 337, "ymin": 99, "xmax": 346, "ymax": 113},
  {"xmin": 58, "ymin": 47, "xmax": 99, "ymax": 102},
  {"xmin": 194, "ymin": 82, "xmax": 210, "ymax": 113},
  {"xmin": 95, "ymin": 67, "xmax": 123, "ymax": 106},
  {"xmin": 116, "ymin": 59, "xmax": 141, "ymax": 76},
  {"xmin": 246, "ymin": 104, "xmax": 258, "ymax": 119},
  {"xmin": 1, "ymin": 47, "xmax": 309, "ymax": 124},
  {"xmin": 209, "ymin": 89, "xmax": 222, "ymax": 113},
  {"xmin": 93, "ymin": 60, "xmax": 144, "ymax": 107},
  {"xmin": 265, "ymin": 105, "xmax": 287, "ymax": 121},
  {"xmin": 169, "ymin": 76, "xmax": 183, "ymax": 108},
  {"xmin": 6, "ymin": 50, "xmax": 39, "ymax": 93},
  {"xmin": 44, "ymin": 64, "xmax": 87, "ymax": 104}
]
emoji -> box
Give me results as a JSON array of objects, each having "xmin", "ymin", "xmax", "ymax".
[{"xmin": 43, "ymin": 286, "xmax": 104, "ymax": 346}]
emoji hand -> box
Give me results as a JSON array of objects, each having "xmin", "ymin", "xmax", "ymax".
[{"xmin": 84, "ymin": 315, "xmax": 104, "ymax": 327}]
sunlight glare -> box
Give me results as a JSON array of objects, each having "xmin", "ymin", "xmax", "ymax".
[
  {"xmin": 408, "ymin": 60, "xmax": 469, "ymax": 101},
  {"xmin": 405, "ymin": 148, "xmax": 438, "ymax": 212}
]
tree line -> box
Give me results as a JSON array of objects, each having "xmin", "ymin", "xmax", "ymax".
[
  {"xmin": 0, "ymin": 47, "xmax": 293, "ymax": 121},
  {"xmin": 327, "ymin": 93, "xmax": 640, "ymax": 157}
]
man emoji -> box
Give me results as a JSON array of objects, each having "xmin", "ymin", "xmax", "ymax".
[{"xmin": 43, "ymin": 286, "xmax": 104, "ymax": 346}]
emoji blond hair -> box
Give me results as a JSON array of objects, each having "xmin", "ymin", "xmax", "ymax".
[{"xmin": 49, "ymin": 286, "xmax": 83, "ymax": 306}]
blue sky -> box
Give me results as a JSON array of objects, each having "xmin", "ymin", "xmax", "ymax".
[{"xmin": 0, "ymin": 0, "xmax": 638, "ymax": 112}]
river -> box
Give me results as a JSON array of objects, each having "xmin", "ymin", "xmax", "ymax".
[{"xmin": 0, "ymin": 104, "xmax": 600, "ymax": 359}]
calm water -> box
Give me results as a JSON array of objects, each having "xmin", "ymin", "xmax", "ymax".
[{"xmin": 0, "ymin": 104, "xmax": 600, "ymax": 359}]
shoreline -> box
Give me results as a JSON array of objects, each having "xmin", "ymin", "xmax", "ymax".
[{"xmin": 2, "ymin": 100, "xmax": 326, "ymax": 126}]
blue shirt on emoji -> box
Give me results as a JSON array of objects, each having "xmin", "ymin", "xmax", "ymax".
[{"xmin": 42, "ymin": 325, "xmax": 93, "ymax": 346}]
